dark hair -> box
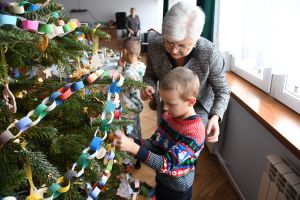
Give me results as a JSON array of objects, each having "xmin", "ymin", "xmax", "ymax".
[{"xmin": 123, "ymin": 37, "xmax": 141, "ymax": 56}]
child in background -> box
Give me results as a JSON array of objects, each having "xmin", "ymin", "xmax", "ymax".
[
  {"xmin": 115, "ymin": 67, "xmax": 205, "ymax": 200},
  {"xmin": 117, "ymin": 37, "xmax": 146, "ymax": 169}
]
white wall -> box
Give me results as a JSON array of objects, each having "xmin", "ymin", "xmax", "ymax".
[
  {"xmin": 58, "ymin": 0, "xmax": 163, "ymax": 33},
  {"xmin": 217, "ymin": 98, "xmax": 300, "ymax": 200},
  {"xmin": 168, "ymin": 0, "xmax": 196, "ymax": 9}
]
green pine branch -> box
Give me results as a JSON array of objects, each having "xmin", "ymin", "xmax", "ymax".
[
  {"xmin": 21, "ymin": 150, "xmax": 61, "ymax": 185},
  {"xmin": 50, "ymin": 133, "xmax": 92, "ymax": 164},
  {"xmin": 123, "ymin": 79, "xmax": 148, "ymax": 90},
  {"xmin": 60, "ymin": 187, "xmax": 83, "ymax": 200},
  {"xmin": 23, "ymin": 2, "xmax": 64, "ymax": 21},
  {"xmin": 23, "ymin": 126, "xmax": 58, "ymax": 144},
  {"xmin": 0, "ymin": 47, "xmax": 8, "ymax": 83},
  {"xmin": 55, "ymin": 36, "xmax": 92, "ymax": 52},
  {"xmin": 0, "ymin": 28, "xmax": 38, "ymax": 46},
  {"xmin": 78, "ymin": 25, "xmax": 111, "ymax": 41},
  {"xmin": 0, "ymin": 101, "xmax": 14, "ymax": 130},
  {"xmin": 0, "ymin": 144, "xmax": 28, "ymax": 196},
  {"xmin": 0, "ymin": 169, "xmax": 27, "ymax": 196}
]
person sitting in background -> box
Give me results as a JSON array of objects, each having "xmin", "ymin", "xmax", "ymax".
[{"xmin": 125, "ymin": 7, "xmax": 141, "ymax": 38}]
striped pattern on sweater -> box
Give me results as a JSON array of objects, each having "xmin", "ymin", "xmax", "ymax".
[{"xmin": 135, "ymin": 112, "xmax": 205, "ymax": 191}]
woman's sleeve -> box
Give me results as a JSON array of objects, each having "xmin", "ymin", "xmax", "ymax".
[
  {"xmin": 143, "ymin": 44, "xmax": 158, "ymax": 89},
  {"xmin": 208, "ymin": 48, "xmax": 231, "ymax": 121},
  {"xmin": 138, "ymin": 16, "xmax": 141, "ymax": 30}
]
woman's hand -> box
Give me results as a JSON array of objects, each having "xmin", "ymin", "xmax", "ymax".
[
  {"xmin": 206, "ymin": 115, "xmax": 220, "ymax": 143},
  {"xmin": 115, "ymin": 131, "xmax": 140, "ymax": 155},
  {"xmin": 140, "ymin": 86, "xmax": 155, "ymax": 101},
  {"xmin": 128, "ymin": 29, "xmax": 134, "ymax": 35}
]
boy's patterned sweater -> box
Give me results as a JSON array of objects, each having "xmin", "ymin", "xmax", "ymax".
[
  {"xmin": 134, "ymin": 112, "xmax": 205, "ymax": 191},
  {"xmin": 120, "ymin": 61, "xmax": 146, "ymax": 118}
]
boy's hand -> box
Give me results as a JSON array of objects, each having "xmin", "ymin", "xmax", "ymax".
[
  {"xmin": 206, "ymin": 115, "xmax": 220, "ymax": 143},
  {"xmin": 115, "ymin": 130, "xmax": 140, "ymax": 155},
  {"xmin": 141, "ymin": 86, "xmax": 155, "ymax": 101},
  {"xmin": 111, "ymin": 70, "xmax": 121, "ymax": 80}
]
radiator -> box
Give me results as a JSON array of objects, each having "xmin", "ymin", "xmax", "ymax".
[{"xmin": 258, "ymin": 155, "xmax": 300, "ymax": 200}]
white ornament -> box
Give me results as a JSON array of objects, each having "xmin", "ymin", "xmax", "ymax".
[
  {"xmin": 2, "ymin": 197, "xmax": 17, "ymax": 200},
  {"xmin": 43, "ymin": 68, "xmax": 52, "ymax": 78},
  {"xmin": 89, "ymin": 54, "xmax": 102, "ymax": 70},
  {"xmin": 2, "ymin": 83, "xmax": 17, "ymax": 113}
]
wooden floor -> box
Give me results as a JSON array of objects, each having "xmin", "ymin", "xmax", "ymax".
[
  {"xmin": 100, "ymin": 38, "xmax": 240, "ymax": 200},
  {"xmin": 133, "ymin": 101, "xmax": 240, "ymax": 200}
]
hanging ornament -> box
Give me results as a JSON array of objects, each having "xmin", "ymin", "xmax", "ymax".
[
  {"xmin": 83, "ymin": 107, "xmax": 88, "ymax": 113},
  {"xmin": 38, "ymin": 78, "xmax": 44, "ymax": 83},
  {"xmin": 2, "ymin": 83, "xmax": 17, "ymax": 113},
  {"xmin": 58, "ymin": 18, "xmax": 65, "ymax": 26},
  {"xmin": 1, "ymin": 197, "xmax": 17, "ymax": 200},
  {"xmin": 35, "ymin": 35, "xmax": 49, "ymax": 53},
  {"xmin": 13, "ymin": 68, "xmax": 20, "ymax": 78},
  {"xmin": 43, "ymin": 68, "xmax": 52, "ymax": 78},
  {"xmin": 25, "ymin": 164, "xmax": 48, "ymax": 200},
  {"xmin": 89, "ymin": 54, "xmax": 102, "ymax": 70},
  {"xmin": 51, "ymin": 11, "xmax": 59, "ymax": 19},
  {"xmin": 15, "ymin": 90, "xmax": 27, "ymax": 99}
]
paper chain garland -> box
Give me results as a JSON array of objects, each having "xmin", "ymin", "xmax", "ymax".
[
  {"xmin": 0, "ymin": 0, "xmax": 52, "ymax": 14},
  {"xmin": 0, "ymin": 0, "xmax": 81, "ymax": 39},
  {"xmin": 0, "ymin": 0, "xmax": 47, "ymax": 14},
  {"xmin": 0, "ymin": 68, "xmax": 132, "ymax": 199}
]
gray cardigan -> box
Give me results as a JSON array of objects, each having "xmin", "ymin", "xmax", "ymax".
[{"xmin": 144, "ymin": 36, "xmax": 230, "ymax": 122}]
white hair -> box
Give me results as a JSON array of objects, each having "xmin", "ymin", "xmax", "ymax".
[{"xmin": 162, "ymin": 1, "xmax": 205, "ymax": 41}]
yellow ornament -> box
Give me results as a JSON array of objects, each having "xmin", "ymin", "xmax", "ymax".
[
  {"xmin": 15, "ymin": 91, "xmax": 24, "ymax": 99},
  {"xmin": 15, "ymin": 90, "xmax": 27, "ymax": 99},
  {"xmin": 83, "ymin": 107, "xmax": 88, "ymax": 113}
]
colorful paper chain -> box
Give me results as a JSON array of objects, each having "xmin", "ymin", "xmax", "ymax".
[
  {"xmin": 0, "ymin": 68, "xmax": 127, "ymax": 199},
  {"xmin": 0, "ymin": 13, "xmax": 81, "ymax": 39},
  {"xmin": 0, "ymin": 0, "xmax": 81, "ymax": 39}
]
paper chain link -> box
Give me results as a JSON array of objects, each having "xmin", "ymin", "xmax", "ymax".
[
  {"xmin": 0, "ymin": 0, "xmax": 81, "ymax": 40},
  {"xmin": 0, "ymin": 68, "xmax": 125, "ymax": 199}
]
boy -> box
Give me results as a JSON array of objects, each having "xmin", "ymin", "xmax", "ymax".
[
  {"xmin": 117, "ymin": 37, "xmax": 146, "ymax": 169},
  {"xmin": 115, "ymin": 67, "xmax": 205, "ymax": 200}
]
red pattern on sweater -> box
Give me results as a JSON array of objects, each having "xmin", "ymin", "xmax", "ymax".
[{"xmin": 163, "ymin": 112, "xmax": 205, "ymax": 144}]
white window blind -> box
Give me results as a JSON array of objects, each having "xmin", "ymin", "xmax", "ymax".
[{"xmin": 216, "ymin": 0, "xmax": 300, "ymax": 113}]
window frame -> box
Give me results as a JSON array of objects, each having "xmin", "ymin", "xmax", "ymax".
[
  {"xmin": 223, "ymin": 52, "xmax": 272, "ymax": 93},
  {"xmin": 271, "ymin": 74, "xmax": 300, "ymax": 115}
]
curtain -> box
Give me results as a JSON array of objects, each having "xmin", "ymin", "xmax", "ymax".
[
  {"xmin": 218, "ymin": 0, "xmax": 300, "ymax": 80},
  {"xmin": 163, "ymin": 0, "xmax": 169, "ymax": 19},
  {"xmin": 197, "ymin": 0, "xmax": 215, "ymax": 42}
]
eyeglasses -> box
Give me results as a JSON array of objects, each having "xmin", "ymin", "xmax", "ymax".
[{"xmin": 164, "ymin": 39, "xmax": 195, "ymax": 52}]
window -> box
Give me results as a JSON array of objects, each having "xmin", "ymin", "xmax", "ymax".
[
  {"xmin": 271, "ymin": 75, "xmax": 300, "ymax": 114},
  {"xmin": 216, "ymin": 0, "xmax": 300, "ymax": 114}
]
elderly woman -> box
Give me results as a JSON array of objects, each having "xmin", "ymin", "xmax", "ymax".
[{"xmin": 141, "ymin": 1, "xmax": 230, "ymax": 143}]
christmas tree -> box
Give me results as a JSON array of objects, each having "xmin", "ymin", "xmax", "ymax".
[{"xmin": 0, "ymin": 0, "xmax": 148, "ymax": 199}]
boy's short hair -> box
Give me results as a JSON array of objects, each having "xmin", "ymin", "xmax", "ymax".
[
  {"xmin": 123, "ymin": 37, "xmax": 141, "ymax": 56},
  {"xmin": 160, "ymin": 67, "xmax": 200, "ymax": 100}
]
